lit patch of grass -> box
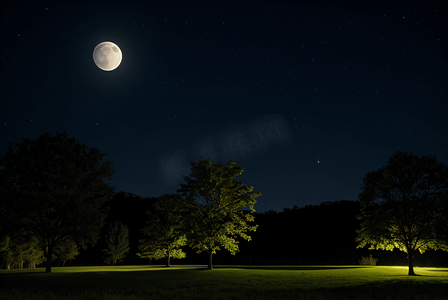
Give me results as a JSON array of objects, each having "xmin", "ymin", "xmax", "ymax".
[{"xmin": 1, "ymin": 265, "xmax": 447, "ymax": 299}]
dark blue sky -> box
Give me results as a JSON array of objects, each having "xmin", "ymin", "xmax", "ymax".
[{"xmin": 1, "ymin": 0, "xmax": 447, "ymax": 212}]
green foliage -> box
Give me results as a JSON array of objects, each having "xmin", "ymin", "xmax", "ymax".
[
  {"xmin": 138, "ymin": 246, "xmax": 186, "ymax": 261},
  {"xmin": 177, "ymin": 158, "xmax": 261, "ymax": 269},
  {"xmin": 138, "ymin": 194, "xmax": 187, "ymax": 266},
  {"xmin": 103, "ymin": 222, "xmax": 130, "ymax": 265},
  {"xmin": 356, "ymin": 151, "xmax": 448, "ymax": 274},
  {"xmin": 358, "ymin": 254, "xmax": 378, "ymax": 266},
  {"xmin": 0, "ymin": 132, "xmax": 115, "ymax": 272},
  {"xmin": 1, "ymin": 234, "xmax": 44, "ymax": 269},
  {"xmin": 53, "ymin": 239, "xmax": 79, "ymax": 266},
  {"xmin": 0, "ymin": 235, "xmax": 10, "ymax": 253}
]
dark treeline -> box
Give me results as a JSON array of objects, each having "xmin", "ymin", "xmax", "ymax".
[
  {"xmin": 3, "ymin": 191, "xmax": 448, "ymax": 269},
  {"xmin": 248, "ymin": 201, "xmax": 361, "ymax": 265},
  {"xmin": 75, "ymin": 192, "xmax": 153, "ymax": 266},
  {"xmin": 76, "ymin": 194, "xmax": 448, "ymax": 267},
  {"xmin": 2, "ymin": 134, "xmax": 447, "ymax": 271}
]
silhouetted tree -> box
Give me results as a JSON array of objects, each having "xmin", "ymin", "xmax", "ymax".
[
  {"xmin": 103, "ymin": 222, "xmax": 130, "ymax": 265},
  {"xmin": 105, "ymin": 192, "xmax": 157, "ymax": 265},
  {"xmin": 0, "ymin": 235, "xmax": 9, "ymax": 253},
  {"xmin": 356, "ymin": 151, "xmax": 448, "ymax": 275},
  {"xmin": 138, "ymin": 194, "xmax": 187, "ymax": 267},
  {"xmin": 249, "ymin": 200, "xmax": 361, "ymax": 265},
  {"xmin": 0, "ymin": 180, "xmax": 11, "ymax": 254},
  {"xmin": 0, "ymin": 132, "xmax": 114, "ymax": 272},
  {"xmin": 177, "ymin": 158, "xmax": 260, "ymax": 269}
]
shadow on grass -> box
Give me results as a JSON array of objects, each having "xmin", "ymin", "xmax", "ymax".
[
  {"xmin": 212, "ymin": 265, "xmax": 370, "ymax": 271},
  {"xmin": 2, "ymin": 265, "xmax": 448, "ymax": 300},
  {"xmin": 1, "ymin": 275, "xmax": 447, "ymax": 300},
  {"xmin": 277, "ymin": 280, "xmax": 448, "ymax": 300},
  {"xmin": 0, "ymin": 271, "xmax": 44, "ymax": 276},
  {"xmin": 0, "ymin": 266, "xmax": 201, "ymax": 278}
]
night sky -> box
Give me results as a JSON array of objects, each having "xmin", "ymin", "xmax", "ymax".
[{"xmin": 1, "ymin": 0, "xmax": 447, "ymax": 212}]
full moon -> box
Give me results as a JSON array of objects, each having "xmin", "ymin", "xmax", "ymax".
[{"xmin": 93, "ymin": 41, "xmax": 122, "ymax": 71}]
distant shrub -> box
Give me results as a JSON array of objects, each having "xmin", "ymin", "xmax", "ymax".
[{"xmin": 359, "ymin": 254, "xmax": 378, "ymax": 266}]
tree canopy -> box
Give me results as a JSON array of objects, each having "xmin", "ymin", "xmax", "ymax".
[
  {"xmin": 103, "ymin": 222, "xmax": 130, "ymax": 265},
  {"xmin": 54, "ymin": 239, "xmax": 79, "ymax": 267},
  {"xmin": 177, "ymin": 158, "xmax": 260, "ymax": 269},
  {"xmin": 138, "ymin": 194, "xmax": 187, "ymax": 267},
  {"xmin": 0, "ymin": 132, "xmax": 115, "ymax": 272},
  {"xmin": 0, "ymin": 232, "xmax": 44, "ymax": 269},
  {"xmin": 356, "ymin": 151, "xmax": 448, "ymax": 275}
]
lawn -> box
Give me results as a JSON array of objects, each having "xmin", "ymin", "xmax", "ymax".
[{"xmin": 1, "ymin": 265, "xmax": 447, "ymax": 299}]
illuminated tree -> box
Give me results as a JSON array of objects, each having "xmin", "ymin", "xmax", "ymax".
[
  {"xmin": 356, "ymin": 151, "xmax": 448, "ymax": 275},
  {"xmin": 1, "ymin": 233, "xmax": 44, "ymax": 269},
  {"xmin": 54, "ymin": 239, "xmax": 79, "ymax": 267},
  {"xmin": 177, "ymin": 158, "xmax": 260, "ymax": 270},
  {"xmin": 0, "ymin": 132, "xmax": 114, "ymax": 272},
  {"xmin": 103, "ymin": 222, "xmax": 130, "ymax": 265},
  {"xmin": 138, "ymin": 194, "xmax": 187, "ymax": 267}
]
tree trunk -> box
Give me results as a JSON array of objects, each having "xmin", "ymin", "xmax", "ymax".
[
  {"xmin": 166, "ymin": 254, "xmax": 170, "ymax": 267},
  {"xmin": 407, "ymin": 249, "xmax": 415, "ymax": 275},
  {"xmin": 208, "ymin": 252, "xmax": 213, "ymax": 270},
  {"xmin": 45, "ymin": 247, "xmax": 53, "ymax": 273}
]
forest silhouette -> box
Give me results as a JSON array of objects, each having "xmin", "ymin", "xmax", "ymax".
[{"xmin": 1, "ymin": 133, "xmax": 448, "ymax": 272}]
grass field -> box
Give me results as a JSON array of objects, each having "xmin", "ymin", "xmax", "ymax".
[{"xmin": 1, "ymin": 265, "xmax": 447, "ymax": 300}]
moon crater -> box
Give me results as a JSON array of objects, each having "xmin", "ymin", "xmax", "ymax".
[{"xmin": 93, "ymin": 42, "xmax": 122, "ymax": 71}]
